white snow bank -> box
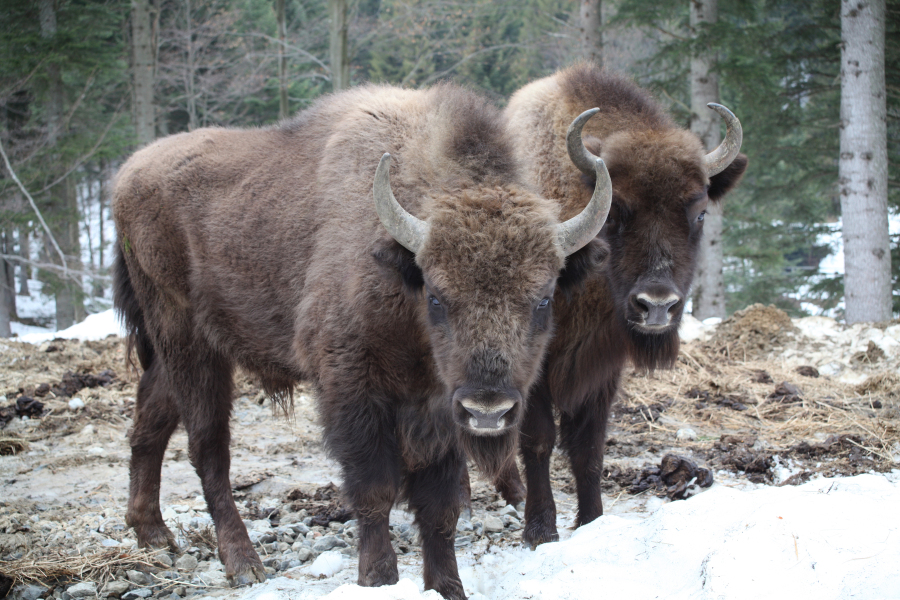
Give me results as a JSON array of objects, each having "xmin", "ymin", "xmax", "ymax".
[
  {"xmin": 225, "ymin": 473, "xmax": 900, "ymax": 600},
  {"xmin": 17, "ymin": 309, "xmax": 124, "ymax": 344}
]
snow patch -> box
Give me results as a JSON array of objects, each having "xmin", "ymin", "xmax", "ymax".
[{"xmin": 17, "ymin": 309, "xmax": 124, "ymax": 344}]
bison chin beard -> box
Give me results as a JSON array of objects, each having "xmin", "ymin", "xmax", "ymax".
[
  {"xmin": 626, "ymin": 324, "xmax": 680, "ymax": 372},
  {"xmin": 460, "ymin": 428, "xmax": 519, "ymax": 481}
]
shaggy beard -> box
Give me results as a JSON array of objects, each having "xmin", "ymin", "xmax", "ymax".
[
  {"xmin": 460, "ymin": 428, "xmax": 519, "ymax": 481},
  {"xmin": 627, "ymin": 324, "xmax": 680, "ymax": 372}
]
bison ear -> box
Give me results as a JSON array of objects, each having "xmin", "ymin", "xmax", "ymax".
[
  {"xmin": 708, "ymin": 153, "xmax": 748, "ymax": 202},
  {"xmin": 558, "ymin": 237, "xmax": 608, "ymax": 293},
  {"xmin": 373, "ymin": 239, "xmax": 424, "ymax": 293}
]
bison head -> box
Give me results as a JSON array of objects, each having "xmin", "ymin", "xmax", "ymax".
[
  {"xmin": 372, "ymin": 150, "xmax": 611, "ymax": 474},
  {"xmin": 570, "ymin": 105, "xmax": 748, "ymax": 370}
]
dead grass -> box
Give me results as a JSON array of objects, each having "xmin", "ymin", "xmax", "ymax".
[
  {"xmin": 0, "ymin": 548, "xmax": 167, "ymax": 591},
  {"xmin": 0, "ymin": 435, "xmax": 28, "ymax": 456},
  {"xmin": 619, "ymin": 340, "xmax": 900, "ymax": 457}
]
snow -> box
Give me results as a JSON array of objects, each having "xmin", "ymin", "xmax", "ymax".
[
  {"xmin": 228, "ymin": 473, "xmax": 900, "ymax": 600},
  {"xmin": 16, "ymin": 308, "xmax": 124, "ymax": 344}
]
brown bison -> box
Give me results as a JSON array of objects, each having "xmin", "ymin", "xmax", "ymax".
[
  {"xmin": 112, "ymin": 83, "xmax": 611, "ymax": 598},
  {"xmin": 496, "ymin": 64, "xmax": 748, "ymax": 546}
]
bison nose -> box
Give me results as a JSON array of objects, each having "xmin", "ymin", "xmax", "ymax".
[
  {"xmin": 462, "ymin": 403, "xmax": 513, "ymax": 430},
  {"xmin": 633, "ymin": 293, "xmax": 681, "ymax": 327},
  {"xmin": 454, "ymin": 388, "xmax": 521, "ymax": 432}
]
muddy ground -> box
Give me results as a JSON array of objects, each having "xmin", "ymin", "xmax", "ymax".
[{"xmin": 1, "ymin": 305, "xmax": 898, "ymax": 599}]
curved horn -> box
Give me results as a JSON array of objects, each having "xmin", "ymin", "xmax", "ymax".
[
  {"xmin": 703, "ymin": 103, "xmax": 743, "ymax": 176},
  {"xmin": 373, "ymin": 153, "xmax": 429, "ymax": 254},
  {"xmin": 566, "ymin": 108, "xmax": 601, "ymax": 177},
  {"xmin": 557, "ymin": 157, "xmax": 612, "ymax": 256}
]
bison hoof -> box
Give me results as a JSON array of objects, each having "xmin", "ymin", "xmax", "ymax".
[
  {"xmin": 522, "ymin": 524, "xmax": 559, "ymax": 549},
  {"xmin": 433, "ymin": 578, "xmax": 467, "ymax": 600},
  {"xmin": 228, "ymin": 564, "xmax": 267, "ymax": 587},
  {"xmin": 133, "ymin": 524, "xmax": 178, "ymax": 552}
]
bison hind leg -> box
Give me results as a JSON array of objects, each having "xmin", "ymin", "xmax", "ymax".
[{"xmin": 126, "ymin": 359, "xmax": 180, "ymax": 552}]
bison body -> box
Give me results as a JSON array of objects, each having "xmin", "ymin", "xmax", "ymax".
[
  {"xmin": 499, "ymin": 65, "xmax": 748, "ymax": 546},
  {"xmin": 113, "ymin": 83, "xmax": 609, "ymax": 598}
]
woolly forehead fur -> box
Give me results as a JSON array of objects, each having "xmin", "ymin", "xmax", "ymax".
[
  {"xmin": 504, "ymin": 63, "xmax": 710, "ymax": 218},
  {"xmin": 416, "ymin": 184, "xmax": 565, "ymax": 300}
]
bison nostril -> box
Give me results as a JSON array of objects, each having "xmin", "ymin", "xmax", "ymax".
[
  {"xmin": 461, "ymin": 401, "xmax": 513, "ymax": 430},
  {"xmin": 633, "ymin": 296, "xmax": 650, "ymax": 314},
  {"xmin": 635, "ymin": 293, "xmax": 681, "ymax": 327}
]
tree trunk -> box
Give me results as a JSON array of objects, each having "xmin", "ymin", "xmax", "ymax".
[
  {"xmin": 0, "ymin": 229, "xmax": 15, "ymax": 337},
  {"xmin": 579, "ymin": 0, "xmax": 603, "ymax": 66},
  {"xmin": 329, "ymin": 0, "xmax": 349, "ymax": 92},
  {"xmin": 132, "ymin": 0, "xmax": 156, "ymax": 145},
  {"xmin": 276, "ymin": 0, "xmax": 289, "ymax": 119},
  {"xmin": 840, "ymin": 0, "xmax": 891, "ymax": 323},
  {"xmin": 184, "ymin": 0, "xmax": 199, "ymax": 130},
  {"xmin": 40, "ymin": 0, "xmax": 85, "ymax": 331},
  {"xmin": 18, "ymin": 226, "xmax": 30, "ymax": 295},
  {"xmin": 689, "ymin": 0, "xmax": 725, "ymax": 320}
]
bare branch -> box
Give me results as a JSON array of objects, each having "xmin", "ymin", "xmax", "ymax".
[
  {"xmin": 36, "ymin": 97, "xmax": 128, "ymax": 195},
  {"xmin": 0, "ymin": 138, "xmax": 68, "ymax": 277},
  {"xmin": 0, "ymin": 58, "xmax": 48, "ymax": 101},
  {"xmin": 421, "ymin": 43, "xmax": 527, "ymax": 85},
  {"xmin": 0, "ymin": 254, "xmax": 109, "ymax": 282}
]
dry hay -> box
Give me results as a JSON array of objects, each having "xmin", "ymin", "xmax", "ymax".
[
  {"xmin": 0, "ymin": 435, "xmax": 27, "ymax": 456},
  {"xmin": 617, "ymin": 340, "xmax": 899, "ymax": 466},
  {"xmin": 0, "ymin": 548, "xmax": 166, "ymax": 592},
  {"xmin": 705, "ymin": 304, "xmax": 798, "ymax": 361}
]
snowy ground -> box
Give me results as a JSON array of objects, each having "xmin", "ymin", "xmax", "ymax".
[{"xmin": 237, "ymin": 472, "xmax": 900, "ymax": 600}]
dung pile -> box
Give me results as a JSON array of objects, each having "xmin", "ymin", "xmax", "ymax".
[{"xmin": 705, "ymin": 304, "xmax": 798, "ymax": 360}]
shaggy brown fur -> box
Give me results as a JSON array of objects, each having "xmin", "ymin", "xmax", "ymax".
[
  {"xmin": 113, "ymin": 83, "xmax": 603, "ymax": 599},
  {"xmin": 499, "ymin": 64, "xmax": 748, "ymax": 546}
]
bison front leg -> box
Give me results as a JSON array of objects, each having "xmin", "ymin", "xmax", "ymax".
[
  {"xmin": 520, "ymin": 380, "xmax": 558, "ymax": 548},
  {"xmin": 559, "ymin": 391, "xmax": 612, "ymax": 528},
  {"xmin": 407, "ymin": 450, "xmax": 466, "ymax": 600},
  {"xmin": 324, "ymin": 398, "xmax": 401, "ymax": 588},
  {"xmin": 127, "ymin": 360, "xmax": 180, "ymax": 551}
]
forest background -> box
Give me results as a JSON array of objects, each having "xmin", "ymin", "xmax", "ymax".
[{"xmin": 0, "ymin": 0, "xmax": 897, "ymax": 335}]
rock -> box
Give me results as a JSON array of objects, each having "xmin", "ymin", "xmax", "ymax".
[
  {"xmin": 100, "ymin": 538, "xmax": 120, "ymax": 547},
  {"xmin": 125, "ymin": 572, "xmax": 151, "ymax": 587},
  {"xmin": 456, "ymin": 519, "xmax": 473, "ymax": 533},
  {"xmin": 676, "ymin": 428, "xmax": 698, "ymax": 441},
  {"xmin": 14, "ymin": 584, "xmax": 47, "ymax": 600},
  {"xmin": 312, "ymin": 535, "xmax": 347, "ymax": 552},
  {"xmin": 68, "ymin": 398, "xmax": 85, "ymax": 411},
  {"xmin": 102, "ymin": 581, "xmax": 131, "ymax": 598},
  {"xmin": 454, "ymin": 535, "xmax": 473, "ymax": 547},
  {"xmin": 308, "ymin": 551, "xmax": 344, "ymax": 578},
  {"xmin": 67, "ymin": 582, "xmax": 97, "ymax": 598},
  {"xmin": 295, "ymin": 547, "xmax": 312, "ymax": 562},
  {"xmin": 248, "ymin": 531, "xmax": 277, "ymax": 545},
  {"xmin": 502, "ymin": 516, "xmax": 521, "ymax": 530},
  {"xmin": 174, "ymin": 554, "xmax": 198, "ymax": 571},
  {"xmin": 483, "ymin": 516, "xmax": 504, "ymax": 533},
  {"xmin": 121, "ymin": 590, "xmax": 152, "ymax": 600},
  {"xmin": 191, "ymin": 571, "xmax": 228, "ymax": 588},
  {"xmin": 156, "ymin": 554, "xmax": 174, "ymax": 568},
  {"xmin": 499, "ymin": 504, "xmax": 518, "ymax": 517}
]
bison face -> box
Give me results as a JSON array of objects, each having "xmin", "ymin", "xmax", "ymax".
[{"xmin": 580, "ymin": 129, "xmax": 747, "ymax": 369}]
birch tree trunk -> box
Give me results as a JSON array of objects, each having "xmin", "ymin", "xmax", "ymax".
[
  {"xmin": 579, "ymin": 0, "xmax": 603, "ymax": 66},
  {"xmin": 689, "ymin": 0, "xmax": 725, "ymax": 320},
  {"xmin": 132, "ymin": 0, "xmax": 156, "ymax": 145},
  {"xmin": 276, "ymin": 0, "xmax": 289, "ymax": 119},
  {"xmin": 840, "ymin": 0, "xmax": 891, "ymax": 323},
  {"xmin": 329, "ymin": 0, "xmax": 349, "ymax": 92},
  {"xmin": 18, "ymin": 226, "xmax": 30, "ymax": 295}
]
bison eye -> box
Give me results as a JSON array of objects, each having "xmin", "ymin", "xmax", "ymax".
[
  {"xmin": 429, "ymin": 296, "xmax": 441, "ymax": 307},
  {"xmin": 697, "ymin": 211, "xmax": 706, "ymax": 222},
  {"xmin": 537, "ymin": 297, "xmax": 550, "ymax": 309}
]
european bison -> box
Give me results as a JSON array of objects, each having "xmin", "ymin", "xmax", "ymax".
[
  {"xmin": 112, "ymin": 83, "xmax": 611, "ymax": 598},
  {"xmin": 498, "ymin": 64, "xmax": 748, "ymax": 546}
]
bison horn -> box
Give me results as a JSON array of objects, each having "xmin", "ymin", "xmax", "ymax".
[
  {"xmin": 373, "ymin": 153, "xmax": 429, "ymax": 254},
  {"xmin": 559, "ymin": 108, "xmax": 612, "ymax": 256},
  {"xmin": 703, "ymin": 103, "xmax": 743, "ymax": 176}
]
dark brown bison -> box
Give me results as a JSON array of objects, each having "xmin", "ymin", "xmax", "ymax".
[
  {"xmin": 112, "ymin": 83, "xmax": 612, "ymax": 599},
  {"xmin": 495, "ymin": 64, "xmax": 748, "ymax": 546}
]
